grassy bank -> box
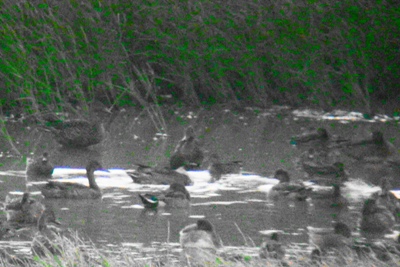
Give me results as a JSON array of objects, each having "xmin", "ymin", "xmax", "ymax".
[
  {"xmin": 1, "ymin": 0, "xmax": 399, "ymax": 116},
  {"xmin": 2, "ymin": 231, "xmax": 399, "ymax": 267}
]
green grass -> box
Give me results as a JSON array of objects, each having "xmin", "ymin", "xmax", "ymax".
[{"xmin": 1, "ymin": 0, "xmax": 399, "ymax": 115}]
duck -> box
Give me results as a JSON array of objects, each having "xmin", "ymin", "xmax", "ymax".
[
  {"xmin": 360, "ymin": 197, "xmax": 395, "ymax": 234},
  {"xmin": 308, "ymin": 222, "xmax": 352, "ymax": 254},
  {"xmin": 180, "ymin": 219, "xmax": 221, "ymax": 265},
  {"xmin": 259, "ymin": 231, "xmax": 286, "ymax": 260},
  {"xmin": 31, "ymin": 209, "xmax": 63, "ymax": 257},
  {"xmin": 39, "ymin": 160, "xmax": 106, "ymax": 199},
  {"xmin": 26, "ymin": 152, "xmax": 54, "ymax": 180},
  {"xmin": 38, "ymin": 105, "xmax": 117, "ymax": 148},
  {"xmin": 309, "ymin": 184, "xmax": 349, "ymax": 209},
  {"xmin": 302, "ymin": 161, "xmax": 348, "ymax": 186},
  {"xmin": 170, "ymin": 126, "xmax": 204, "ymax": 170},
  {"xmin": 269, "ymin": 169, "xmax": 310, "ymax": 201},
  {"xmin": 208, "ymin": 153, "xmax": 242, "ymax": 183},
  {"xmin": 5, "ymin": 192, "xmax": 45, "ymax": 225},
  {"xmin": 127, "ymin": 164, "xmax": 192, "ymax": 186},
  {"xmin": 139, "ymin": 183, "xmax": 191, "ymax": 209},
  {"xmin": 291, "ymin": 127, "xmax": 329, "ymax": 145},
  {"xmin": 180, "ymin": 219, "xmax": 220, "ymax": 250},
  {"xmin": 340, "ymin": 131, "xmax": 399, "ymax": 162}
]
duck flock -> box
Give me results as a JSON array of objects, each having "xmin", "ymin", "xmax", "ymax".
[{"xmin": 1, "ymin": 114, "xmax": 400, "ymax": 266}]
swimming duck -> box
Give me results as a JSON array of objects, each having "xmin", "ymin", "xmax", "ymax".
[
  {"xmin": 308, "ymin": 222, "xmax": 352, "ymax": 253},
  {"xmin": 291, "ymin": 128, "xmax": 329, "ymax": 145},
  {"xmin": 31, "ymin": 209, "xmax": 63, "ymax": 256},
  {"xmin": 38, "ymin": 105, "xmax": 117, "ymax": 148},
  {"xmin": 40, "ymin": 160, "xmax": 106, "ymax": 199},
  {"xmin": 180, "ymin": 219, "xmax": 220, "ymax": 250},
  {"xmin": 309, "ymin": 184, "xmax": 349, "ymax": 209},
  {"xmin": 360, "ymin": 198, "xmax": 395, "ymax": 234},
  {"xmin": 303, "ymin": 161, "xmax": 348, "ymax": 186},
  {"xmin": 127, "ymin": 164, "xmax": 192, "ymax": 186},
  {"xmin": 170, "ymin": 126, "xmax": 204, "ymax": 170},
  {"xmin": 208, "ymin": 153, "xmax": 242, "ymax": 183},
  {"xmin": 341, "ymin": 131, "xmax": 399, "ymax": 162},
  {"xmin": 269, "ymin": 169, "xmax": 310, "ymax": 201},
  {"xmin": 5, "ymin": 192, "xmax": 45, "ymax": 225},
  {"xmin": 139, "ymin": 183, "xmax": 191, "ymax": 208},
  {"xmin": 26, "ymin": 152, "xmax": 54, "ymax": 180},
  {"xmin": 259, "ymin": 232, "xmax": 286, "ymax": 260}
]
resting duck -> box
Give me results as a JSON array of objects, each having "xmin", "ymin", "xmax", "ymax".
[
  {"xmin": 269, "ymin": 169, "xmax": 310, "ymax": 201},
  {"xmin": 38, "ymin": 105, "xmax": 117, "ymax": 148},
  {"xmin": 308, "ymin": 222, "xmax": 352, "ymax": 255},
  {"xmin": 180, "ymin": 219, "xmax": 220, "ymax": 250},
  {"xmin": 5, "ymin": 192, "xmax": 45, "ymax": 225},
  {"xmin": 31, "ymin": 209, "xmax": 63, "ymax": 256},
  {"xmin": 340, "ymin": 131, "xmax": 399, "ymax": 162},
  {"xmin": 139, "ymin": 183, "xmax": 191, "ymax": 209},
  {"xmin": 40, "ymin": 160, "xmax": 106, "ymax": 199},
  {"xmin": 208, "ymin": 153, "xmax": 242, "ymax": 183},
  {"xmin": 360, "ymin": 198, "xmax": 395, "ymax": 234},
  {"xmin": 127, "ymin": 164, "xmax": 192, "ymax": 186},
  {"xmin": 26, "ymin": 152, "xmax": 54, "ymax": 180},
  {"xmin": 303, "ymin": 161, "xmax": 348, "ymax": 186},
  {"xmin": 259, "ymin": 232, "xmax": 286, "ymax": 260},
  {"xmin": 170, "ymin": 126, "xmax": 204, "ymax": 170},
  {"xmin": 309, "ymin": 184, "xmax": 349, "ymax": 209}
]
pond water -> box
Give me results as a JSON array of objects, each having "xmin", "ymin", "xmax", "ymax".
[{"xmin": 0, "ymin": 106, "xmax": 399, "ymax": 260}]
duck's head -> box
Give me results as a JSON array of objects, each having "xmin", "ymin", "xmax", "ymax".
[
  {"xmin": 333, "ymin": 222, "xmax": 351, "ymax": 238},
  {"xmin": 274, "ymin": 169, "xmax": 290, "ymax": 183},
  {"xmin": 197, "ymin": 219, "xmax": 214, "ymax": 232}
]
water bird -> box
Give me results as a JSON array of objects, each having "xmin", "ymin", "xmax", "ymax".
[
  {"xmin": 208, "ymin": 153, "xmax": 242, "ymax": 183},
  {"xmin": 374, "ymin": 178, "xmax": 400, "ymax": 221},
  {"xmin": 302, "ymin": 161, "xmax": 348, "ymax": 186},
  {"xmin": 127, "ymin": 164, "xmax": 192, "ymax": 186},
  {"xmin": 26, "ymin": 152, "xmax": 54, "ymax": 180},
  {"xmin": 308, "ymin": 222, "xmax": 352, "ymax": 254},
  {"xmin": 269, "ymin": 169, "xmax": 310, "ymax": 201},
  {"xmin": 360, "ymin": 198, "xmax": 395, "ymax": 234},
  {"xmin": 180, "ymin": 219, "xmax": 221, "ymax": 265},
  {"xmin": 5, "ymin": 192, "xmax": 45, "ymax": 225},
  {"xmin": 291, "ymin": 127, "xmax": 329, "ymax": 145},
  {"xmin": 139, "ymin": 183, "xmax": 191, "ymax": 208},
  {"xmin": 170, "ymin": 126, "xmax": 204, "ymax": 170},
  {"xmin": 180, "ymin": 219, "xmax": 220, "ymax": 250},
  {"xmin": 38, "ymin": 105, "xmax": 117, "ymax": 148},
  {"xmin": 309, "ymin": 184, "xmax": 349, "ymax": 209},
  {"xmin": 259, "ymin": 232, "xmax": 286, "ymax": 260},
  {"xmin": 138, "ymin": 193, "xmax": 159, "ymax": 209},
  {"xmin": 39, "ymin": 160, "xmax": 107, "ymax": 199},
  {"xmin": 340, "ymin": 131, "xmax": 399, "ymax": 162}
]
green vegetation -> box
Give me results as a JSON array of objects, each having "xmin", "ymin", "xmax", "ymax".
[{"xmin": 1, "ymin": 0, "xmax": 399, "ymax": 115}]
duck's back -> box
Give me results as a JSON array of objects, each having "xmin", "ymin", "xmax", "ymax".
[{"xmin": 41, "ymin": 181, "xmax": 101, "ymax": 199}]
